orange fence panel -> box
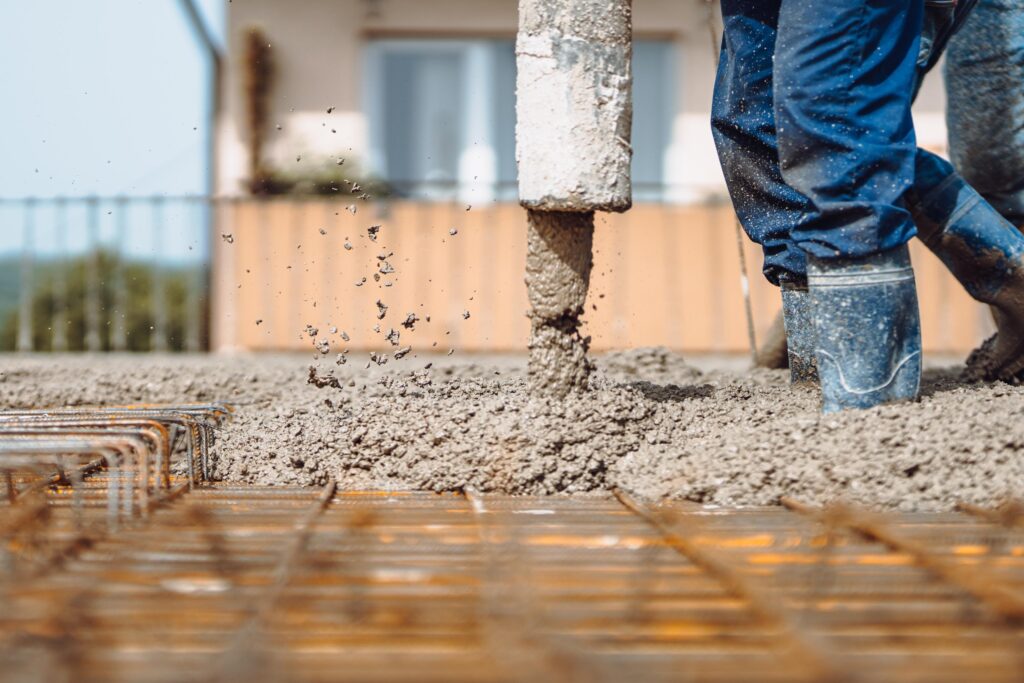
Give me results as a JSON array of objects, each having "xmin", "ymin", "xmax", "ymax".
[{"xmin": 211, "ymin": 199, "xmax": 991, "ymax": 356}]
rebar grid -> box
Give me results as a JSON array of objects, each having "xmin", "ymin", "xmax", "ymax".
[
  {"xmin": 0, "ymin": 403, "xmax": 232, "ymax": 581},
  {"xmin": 3, "ymin": 460, "xmax": 1024, "ymax": 681},
  {"xmin": 0, "ymin": 403, "xmax": 233, "ymax": 485},
  {"xmin": 615, "ymin": 490, "xmax": 846, "ymax": 683},
  {"xmin": 782, "ymin": 498, "xmax": 1024, "ymax": 624}
]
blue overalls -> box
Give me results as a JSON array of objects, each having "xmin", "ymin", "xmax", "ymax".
[
  {"xmin": 710, "ymin": 0, "xmax": 1024, "ymax": 410},
  {"xmin": 711, "ymin": 0, "xmax": 982, "ymax": 285}
]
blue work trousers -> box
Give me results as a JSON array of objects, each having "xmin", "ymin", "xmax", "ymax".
[
  {"xmin": 946, "ymin": 0, "xmax": 1024, "ymax": 227},
  {"xmin": 712, "ymin": 0, "xmax": 976, "ymax": 284}
]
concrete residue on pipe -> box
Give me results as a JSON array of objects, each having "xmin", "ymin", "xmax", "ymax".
[
  {"xmin": 516, "ymin": 0, "xmax": 633, "ymax": 213},
  {"xmin": 525, "ymin": 210, "xmax": 595, "ymax": 397}
]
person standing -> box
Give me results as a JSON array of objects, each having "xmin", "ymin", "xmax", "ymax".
[{"xmin": 712, "ymin": 0, "xmax": 1024, "ymax": 412}]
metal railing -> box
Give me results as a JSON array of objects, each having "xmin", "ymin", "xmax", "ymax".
[
  {"xmin": 0, "ymin": 196, "xmax": 211, "ymax": 353},
  {"xmin": 0, "ymin": 186, "xmax": 730, "ymax": 354}
]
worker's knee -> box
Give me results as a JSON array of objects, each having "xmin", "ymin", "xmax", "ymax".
[
  {"xmin": 710, "ymin": 58, "xmax": 776, "ymax": 191},
  {"xmin": 710, "ymin": 99, "xmax": 770, "ymax": 183},
  {"xmin": 912, "ymin": 149, "xmax": 958, "ymax": 201}
]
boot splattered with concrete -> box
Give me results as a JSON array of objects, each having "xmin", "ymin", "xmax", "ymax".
[
  {"xmin": 516, "ymin": 0, "xmax": 633, "ymax": 396},
  {"xmin": 907, "ymin": 152, "xmax": 1024, "ymax": 384}
]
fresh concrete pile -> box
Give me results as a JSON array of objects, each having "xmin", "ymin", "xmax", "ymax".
[{"xmin": 2, "ymin": 351, "xmax": 1023, "ymax": 511}]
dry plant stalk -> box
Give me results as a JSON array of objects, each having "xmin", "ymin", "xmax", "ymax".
[{"xmin": 242, "ymin": 27, "xmax": 274, "ymax": 187}]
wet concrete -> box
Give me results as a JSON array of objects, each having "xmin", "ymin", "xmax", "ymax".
[
  {"xmin": 2, "ymin": 350, "xmax": 1023, "ymax": 511},
  {"xmin": 525, "ymin": 210, "xmax": 594, "ymax": 397},
  {"xmin": 965, "ymin": 268, "xmax": 1024, "ymax": 383}
]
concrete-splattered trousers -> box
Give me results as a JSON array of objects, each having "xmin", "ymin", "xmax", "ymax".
[
  {"xmin": 946, "ymin": 0, "xmax": 1024, "ymax": 228},
  {"xmin": 711, "ymin": 0, "xmax": 985, "ymax": 285}
]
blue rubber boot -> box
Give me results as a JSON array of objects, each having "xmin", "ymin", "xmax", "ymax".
[
  {"xmin": 780, "ymin": 280, "xmax": 818, "ymax": 384},
  {"xmin": 908, "ymin": 152, "xmax": 1024, "ymax": 382},
  {"xmin": 808, "ymin": 245, "xmax": 922, "ymax": 413}
]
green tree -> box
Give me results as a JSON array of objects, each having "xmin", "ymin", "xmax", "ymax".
[{"xmin": 0, "ymin": 251, "xmax": 208, "ymax": 352}]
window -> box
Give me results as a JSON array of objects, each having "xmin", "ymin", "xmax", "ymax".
[
  {"xmin": 632, "ymin": 40, "xmax": 674, "ymax": 202},
  {"xmin": 365, "ymin": 38, "xmax": 673, "ymax": 202}
]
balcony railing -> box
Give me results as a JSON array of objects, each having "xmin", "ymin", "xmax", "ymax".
[{"xmin": 0, "ymin": 196, "xmax": 210, "ymax": 353}]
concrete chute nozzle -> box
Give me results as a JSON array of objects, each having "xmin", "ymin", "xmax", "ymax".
[{"xmin": 516, "ymin": 0, "xmax": 633, "ymax": 397}]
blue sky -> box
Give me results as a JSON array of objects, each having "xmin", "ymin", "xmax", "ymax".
[{"xmin": 0, "ymin": 0, "xmax": 224, "ymax": 261}]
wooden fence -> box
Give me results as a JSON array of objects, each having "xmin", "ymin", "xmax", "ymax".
[{"xmin": 210, "ymin": 199, "xmax": 992, "ymax": 356}]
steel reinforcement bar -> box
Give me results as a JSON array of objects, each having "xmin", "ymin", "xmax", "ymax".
[
  {"xmin": 782, "ymin": 497, "xmax": 1024, "ymax": 624},
  {"xmin": 4, "ymin": 467, "xmax": 1024, "ymax": 680}
]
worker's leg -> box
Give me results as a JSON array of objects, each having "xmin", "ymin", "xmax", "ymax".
[
  {"xmin": 710, "ymin": 0, "xmax": 818, "ymax": 382},
  {"xmin": 714, "ymin": 0, "xmax": 1023, "ymax": 393},
  {"xmin": 773, "ymin": 0, "xmax": 924, "ymax": 412},
  {"xmin": 909, "ymin": 149, "xmax": 1024, "ymax": 381},
  {"xmin": 712, "ymin": 0, "xmax": 978, "ymax": 264},
  {"xmin": 945, "ymin": 0, "xmax": 1024, "ymax": 227},
  {"xmin": 916, "ymin": 0, "xmax": 980, "ymax": 95},
  {"xmin": 758, "ymin": 0, "xmax": 985, "ymax": 386},
  {"xmin": 907, "ymin": 0, "xmax": 1024, "ymax": 381},
  {"xmin": 710, "ymin": 0, "xmax": 808, "ymax": 286}
]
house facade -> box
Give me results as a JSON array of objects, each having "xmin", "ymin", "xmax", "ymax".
[{"xmin": 217, "ymin": 0, "xmax": 950, "ymax": 201}]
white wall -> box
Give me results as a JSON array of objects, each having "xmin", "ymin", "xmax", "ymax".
[{"xmin": 219, "ymin": 0, "xmax": 950, "ymax": 200}]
